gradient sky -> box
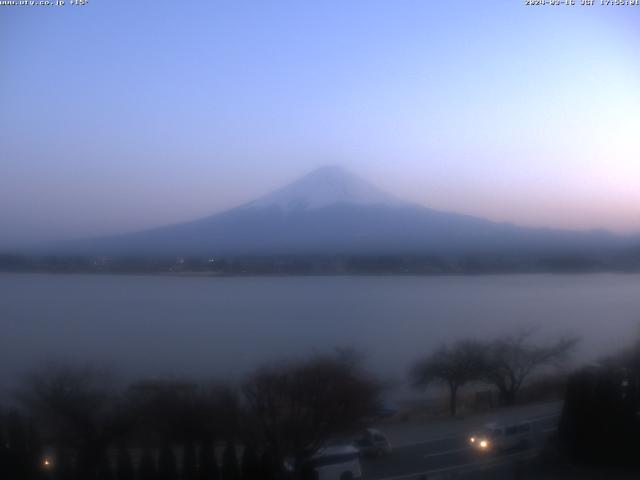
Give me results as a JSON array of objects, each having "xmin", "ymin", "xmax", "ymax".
[{"xmin": 1, "ymin": 1, "xmax": 639, "ymax": 248}]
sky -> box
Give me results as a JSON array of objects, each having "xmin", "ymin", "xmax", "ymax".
[{"xmin": 1, "ymin": 0, "xmax": 639, "ymax": 248}]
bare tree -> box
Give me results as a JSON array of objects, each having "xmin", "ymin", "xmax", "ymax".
[
  {"xmin": 126, "ymin": 379, "xmax": 238, "ymax": 446},
  {"xmin": 242, "ymin": 353, "xmax": 380, "ymax": 475},
  {"xmin": 19, "ymin": 364, "xmax": 131, "ymax": 479},
  {"xmin": 411, "ymin": 340, "xmax": 486, "ymax": 416},
  {"xmin": 198, "ymin": 442, "xmax": 219, "ymax": 480},
  {"xmin": 483, "ymin": 331, "xmax": 579, "ymax": 405},
  {"xmin": 0, "ymin": 409, "xmax": 42, "ymax": 480}
]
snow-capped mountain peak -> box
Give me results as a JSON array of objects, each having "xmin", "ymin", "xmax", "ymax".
[
  {"xmin": 245, "ymin": 165, "xmax": 406, "ymax": 211},
  {"xmin": 63, "ymin": 165, "xmax": 635, "ymax": 258}
]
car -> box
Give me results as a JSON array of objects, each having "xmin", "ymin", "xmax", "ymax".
[
  {"xmin": 469, "ymin": 421, "xmax": 533, "ymax": 453},
  {"xmin": 353, "ymin": 428, "xmax": 392, "ymax": 457},
  {"xmin": 289, "ymin": 445, "xmax": 362, "ymax": 480}
]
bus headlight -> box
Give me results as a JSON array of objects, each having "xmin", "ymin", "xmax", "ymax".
[{"xmin": 479, "ymin": 440, "xmax": 488, "ymax": 449}]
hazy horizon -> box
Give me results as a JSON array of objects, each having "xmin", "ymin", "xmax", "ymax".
[
  {"xmin": 2, "ymin": 1, "xmax": 640, "ymax": 249},
  {"xmin": 4, "ymin": 163, "xmax": 640, "ymax": 252}
]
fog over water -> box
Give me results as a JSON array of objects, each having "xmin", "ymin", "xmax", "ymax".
[{"xmin": 2, "ymin": 273, "xmax": 640, "ymax": 399}]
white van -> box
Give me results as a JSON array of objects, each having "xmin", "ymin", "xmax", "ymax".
[
  {"xmin": 353, "ymin": 428, "xmax": 392, "ymax": 457},
  {"xmin": 297, "ymin": 445, "xmax": 363, "ymax": 480},
  {"xmin": 469, "ymin": 421, "xmax": 533, "ymax": 453}
]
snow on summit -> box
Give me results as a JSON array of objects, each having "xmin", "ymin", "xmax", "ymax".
[{"xmin": 245, "ymin": 165, "xmax": 407, "ymax": 211}]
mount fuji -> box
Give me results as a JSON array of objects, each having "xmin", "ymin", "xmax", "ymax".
[
  {"xmin": 66, "ymin": 166, "xmax": 633, "ymax": 257},
  {"xmin": 244, "ymin": 165, "xmax": 408, "ymax": 211}
]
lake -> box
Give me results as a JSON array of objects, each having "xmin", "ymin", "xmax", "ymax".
[{"xmin": 1, "ymin": 272, "xmax": 639, "ymax": 399}]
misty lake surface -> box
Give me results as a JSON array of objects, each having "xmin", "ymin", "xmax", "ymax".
[{"xmin": 2, "ymin": 273, "xmax": 640, "ymax": 398}]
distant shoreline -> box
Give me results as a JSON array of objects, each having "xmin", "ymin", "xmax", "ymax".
[
  {"xmin": 2, "ymin": 267, "xmax": 640, "ymax": 279},
  {"xmin": 2, "ymin": 251, "xmax": 639, "ymax": 277}
]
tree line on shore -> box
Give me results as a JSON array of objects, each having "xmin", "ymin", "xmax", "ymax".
[
  {"xmin": 8, "ymin": 329, "xmax": 640, "ymax": 479},
  {"xmin": 0, "ymin": 351, "xmax": 379, "ymax": 480},
  {"xmin": 3, "ymin": 252, "xmax": 638, "ymax": 276}
]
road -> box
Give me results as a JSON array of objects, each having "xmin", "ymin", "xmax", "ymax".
[{"xmin": 361, "ymin": 401, "xmax": 561, "ymax": 480}]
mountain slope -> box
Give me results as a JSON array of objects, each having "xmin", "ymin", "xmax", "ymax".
[
  {"xmin": 65, "ymin": 166, "xmax": 635, "ymax": 257},
  {"xmin": 244, "ymin": 165, "xmax": 408, "ymax": 211}
]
